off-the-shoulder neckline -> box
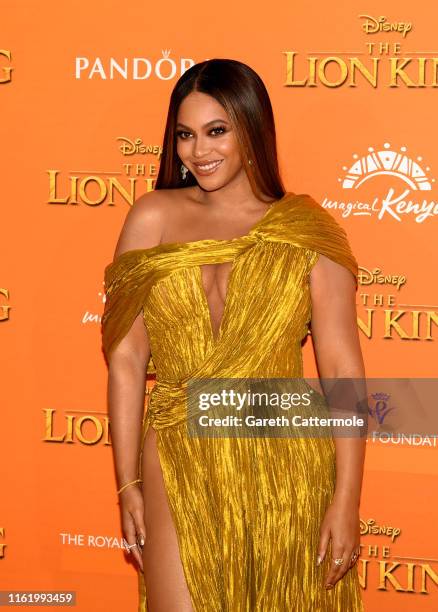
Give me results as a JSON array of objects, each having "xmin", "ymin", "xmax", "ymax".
[{"xmin": 105, "ymin": 191, "xmax": 298, "ymax": 269}]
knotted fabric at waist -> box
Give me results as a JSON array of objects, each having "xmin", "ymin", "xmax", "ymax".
[
  {"xmin": 145, "ymin": 375, "xmax": 336, "ymax": 432},
  {"xmin": 146, "ymin": 378, "xmax": 190, "ymax": 430},
  {"xmin": 146, "ymin": 376, "xmax": 254, "ymax": 430}
]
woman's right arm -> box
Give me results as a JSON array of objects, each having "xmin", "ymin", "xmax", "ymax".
[{"xmin": 105, "ymin": 191, "xmax": 165, "ymax": 571}]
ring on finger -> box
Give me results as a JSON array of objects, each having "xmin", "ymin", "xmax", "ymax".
[
  {"xmin": 122, "ymin": 538, "xmax": 138, "ymax": 553},
  {"xmin": 332, "ymin": 557, "xmax": 345, "ymax": 566},
  {"xmin": 350, "ymin": 549, "xmax": 360, "ymax": 565}
]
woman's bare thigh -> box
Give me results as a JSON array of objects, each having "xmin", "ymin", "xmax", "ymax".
[{"xmin": 141, "ymin": 425, "xmax": 194, "ymax": 612}]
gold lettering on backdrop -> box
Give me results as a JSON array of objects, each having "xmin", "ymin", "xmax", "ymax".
[
  {"xmin": 48, "ymin": 171, "xmax": 69, "ymax": 204},
  {"xmin": 283, "ymin": 15, "xmax": 437, "ymax": 88},
  {"xmin": 356, "ymin": 520, "xmax": 438, "ymax": 592},
  {"xmin": 390, "ymin": 58, "xmax": 417, "ymax": 87},
  {"xmin": 47, "ymin": 170, "xmax": 155, "ymax": 205},
  {"xmin": 359, "ymin": 558, "xmax": 438, "ymax": 593},
  {"xmin": 43, "ymin": 408, "xmax": 111, "ymax": 445},
  {"xmin": 283, "ymin": 52, "xmax": 379, "ymax": 88},
  {"xmin": 360, "ymin": 518, "xmax": 401, "ymax": 542},
  {"xmin": 358, "ymin": 267, "xmax": 406, "ymax": 290},
  {"xmin": 359, "ymin": 15, "xmax": 413, "ymax": 38},
  {"xmin": 425, "ymin": 312, "xmax": 438, "ymax": 340},
  {"xmin": 384, "ymin": 309, "xmax": 423, "ymax": 339},
  {"xmin": 357, "ymin": 311, "xmax": 376, "ymax": 337},
  {"xmin": 0, "ymin": 288, "xmax": 11, "ymax": 321},
  {"xmin": 47, "ymin": 139, "xmax": 159, "ymax": 205},
  {"xmin": 357, "ymin": 558, "xmax": 368, "ymax": 589},
  {"xmin": 355, "ymin": 308, "xmax": 437, "ymax": 340},
  {"xmin": 0, "ymin": 49, "xmax": 12, "ymax": 83},
  {"xmin": 117, "ymin": 137, "xmax": 163, "ymax": 159},
  {"xmin": 123, "ymin": 163, "xmax": 158, "ymax": 176},
  {"xmin": 0, "ymin": 527, "xmax": 6, "ymax": 558},
  {"xmin": 378, "ymin": 561, "xmax": 413, "ymax": 591},
  {"xmin": 421, "ymin": 565, "xmax": 438, "ymax": 593},
  {"xmin": 283, "ymin": 52, "xmax": 438, "ymax": 88}
]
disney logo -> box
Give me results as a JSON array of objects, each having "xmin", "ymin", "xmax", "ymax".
[
  {"xmin": 359, "ymin": 14, "xmax": 413, "ymax": 38},
  {"xmin": 116, "ymin": 137, "xmax": 163, "ymax": 158},
  {"xmin": 358, "ymin": 267, "xmax": 406, "ymax": 290},
  {"xmin": 360, "ymin": 518, "xmax": 401, "ymax": 542}
]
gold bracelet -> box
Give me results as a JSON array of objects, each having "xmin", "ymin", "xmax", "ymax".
[{"xmin": 117, "ymin": 478, "xmax": 143, "ymax": 495}]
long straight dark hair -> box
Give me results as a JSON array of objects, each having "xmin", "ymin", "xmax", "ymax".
[{"xmin": 155, "ymin": 58, "xmax": 286, "ymax": 201}]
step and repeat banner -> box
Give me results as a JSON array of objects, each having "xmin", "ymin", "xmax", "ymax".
[{"xmin": 1, "ymin": 2, "xmax": 437, "ymax": 610}]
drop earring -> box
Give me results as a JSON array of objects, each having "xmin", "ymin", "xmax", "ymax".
[
  {"xmin": 180, "ymin": 163, "xmax": 188, "ymax": 180},
  {"xmin": 248, "ymin": 159, "xmax": 253, "ymax": 166}
]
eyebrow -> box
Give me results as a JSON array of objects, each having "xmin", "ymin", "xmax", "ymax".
[{"xmin": 176, "ymin": 119, "xmax": 229, "ymax": 129}]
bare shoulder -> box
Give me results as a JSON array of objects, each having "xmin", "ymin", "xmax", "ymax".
[
  {"xmin": 310, "ymin": 254, "xmax": 356, "ymax": 298},
  {"xmin": 112, "ymin": 188, "xmax": 188, "ymax": 259}
]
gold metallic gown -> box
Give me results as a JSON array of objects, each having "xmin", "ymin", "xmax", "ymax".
[{"xmin": 101, "ymin": 192, "xmax": 364, "ymax": 611}]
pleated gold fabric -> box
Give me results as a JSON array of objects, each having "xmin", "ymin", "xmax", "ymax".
[{"xmin": 101, "ymin": 192, "xmax": 364, "ymax": 611}]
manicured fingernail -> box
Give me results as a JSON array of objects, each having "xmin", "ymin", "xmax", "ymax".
[
  {"xmin": 140, "ymin": 535, "xmax": 145, "ymax": 546},
  {"xmin": 317, "ymin": 555, "xmax": 322, "ymax": 565},
  {"xmin": 325, "ymin": 583, "xmax": 334, "ymax": 590}
]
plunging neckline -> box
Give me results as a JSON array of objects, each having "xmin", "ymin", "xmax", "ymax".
[
  {"xmin": 105, "ymin": 191, "xmax": 294, "ymax": 346},
  {"xmin": 179, "ymin": 192, "xmax": 292, "ymax": 345},
  {"xmin": 191, "ymin": 193, "xmax": 292, "ymax": 345}
]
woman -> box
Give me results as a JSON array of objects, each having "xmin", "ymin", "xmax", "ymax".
[{"xmin": 101, "ymin": 59, "xmax": 366, "ymax": 611}]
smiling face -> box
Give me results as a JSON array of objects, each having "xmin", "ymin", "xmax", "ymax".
[{"xmin": 176, "ymin": 91, "xmax": 246, "ymax": 190}]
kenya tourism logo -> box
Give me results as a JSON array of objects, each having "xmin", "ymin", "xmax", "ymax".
[{"xmin": 323, "ymin": 143, "xmax": 437, "ymax": 223}]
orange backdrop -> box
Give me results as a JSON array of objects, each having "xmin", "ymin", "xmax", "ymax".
[{"xmin": 1, "ymin": 1, "xmax": 437, "ymax": 610}]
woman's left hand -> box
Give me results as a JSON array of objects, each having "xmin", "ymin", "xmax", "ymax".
[{"xmin": 317, "ymin": 498, "xmax": 361, "ymax": 589}]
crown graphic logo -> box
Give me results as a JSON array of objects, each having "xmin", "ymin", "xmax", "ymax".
[{"xmin": 339, "ymin": 143, "xmax": 435, "ymax": 190}]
